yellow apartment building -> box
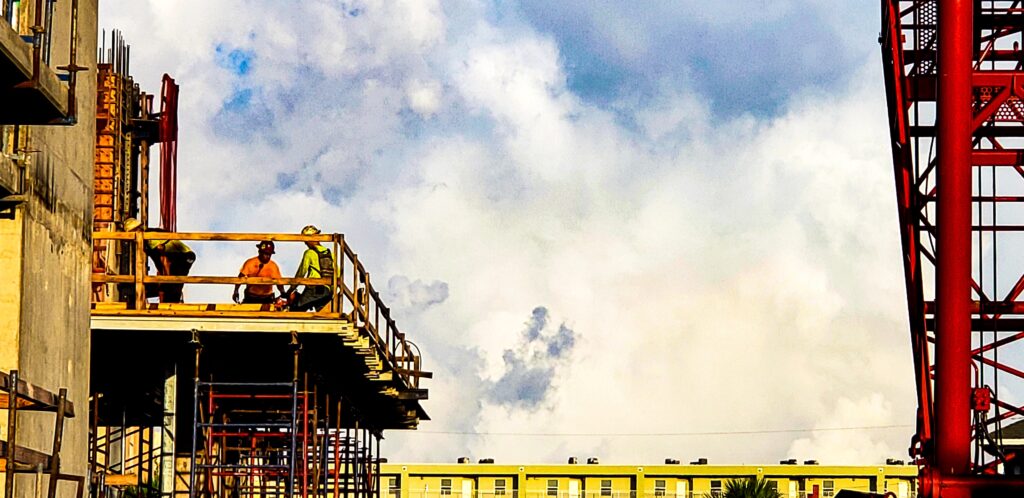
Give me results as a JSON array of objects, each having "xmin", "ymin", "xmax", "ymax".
[{"xmin": 381, "ymin": 461, "xmax": 917, "ymax": 498}]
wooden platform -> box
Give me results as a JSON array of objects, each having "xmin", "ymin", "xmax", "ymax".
[
  {"xmin": 91, "ymin": 301, "xmax": 345, "ymax": 320},
  {"xmin": 91, "ymin": 314, "xmax": 353, "ymax": 335}
]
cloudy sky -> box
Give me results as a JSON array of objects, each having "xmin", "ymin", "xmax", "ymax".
[{"xmin": 99, "ymin": 1, "xmax": 917, "ymax": 465}]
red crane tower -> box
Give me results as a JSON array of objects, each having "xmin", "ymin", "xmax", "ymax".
[{"xmin": 882, "ymin": 1, "xmax": 1024, "ymax": 496}]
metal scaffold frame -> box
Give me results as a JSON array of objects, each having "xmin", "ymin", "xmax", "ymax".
[{"xmin": 187, "ymin": 343, "xmax": 381, "ymax": 498}]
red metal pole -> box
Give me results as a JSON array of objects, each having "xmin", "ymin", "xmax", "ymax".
[
  {"xmin": 250, "ymin": 432, "xmax": 256, "ymax": 498},
  {"xmin": 334, "ymin": 401, "xmax": 341, "ymax": 498},
  {"xmin": 935, "ymin": 0, "xmax": 973, "ymax": 493},
  {"xmin": 207, "ymin": 387, "xmax": 216, "ymax": 498},
  {"xmin": 303, "ymin": 389, "xmax": 309, "ymax": 498}
]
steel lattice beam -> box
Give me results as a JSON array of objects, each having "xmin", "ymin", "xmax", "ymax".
[{"xmin": 881, "ymin": 1, "xmax": 1024, "ymax": 496}]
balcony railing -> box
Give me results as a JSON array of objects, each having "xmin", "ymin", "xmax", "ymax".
[{"xmin": 90, "ymin": 230, "xmax": 426, "ymax": 389}]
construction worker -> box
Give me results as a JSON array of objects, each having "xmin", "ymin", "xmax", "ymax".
[
  {"xmin": 233, "ymin": 240, "xmax": 286, "ymax": 305},
  {"xmin": 124, "ymin": 217, "xmax": 196, "ymax": 303},
  {"xmin": 285, "ymin": 225, "xmax": 334, "ymax": 312}
]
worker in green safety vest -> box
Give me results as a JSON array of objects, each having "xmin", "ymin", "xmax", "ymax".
[{"xmin": 285, "ymin": 224, "xmax": 334, "ymax": 312}]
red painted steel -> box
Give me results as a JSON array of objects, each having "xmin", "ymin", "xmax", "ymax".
[
  {"xmin": 158, "ymin": 74, "xmax": 179, "ymax": 232},
  {"xmin": 934, "ymin": 0, "xmax": 972, "ymax": 490},
  {"xmin": 881, "ymin": 0, "xmax": 1024, "ymax": 495}
]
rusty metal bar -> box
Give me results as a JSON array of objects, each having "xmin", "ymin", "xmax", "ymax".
[
  {"xmin": 5, "ymin": 370, "xmax": 20, "ymax": 498},
  {"xmin": 44, "ymin": 388, "xmax": 66, "ymax": 498}
]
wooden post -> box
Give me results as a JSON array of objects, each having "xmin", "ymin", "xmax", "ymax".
[
  {"xmin": 134, "ymin": 231, "xmax": 146, "ymax": 310},
  {"xmin": 332, "ymin": 236, "xmax": 340, "ymax": 314},
  {"xmin": 352, "ymin": 255, "xmax": 360, "ymax": 325}
]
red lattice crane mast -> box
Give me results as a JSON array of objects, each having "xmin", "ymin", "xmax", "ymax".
[{"xmin": 882, "ymin": 1, "xmax": 1024, "ymax": 496}]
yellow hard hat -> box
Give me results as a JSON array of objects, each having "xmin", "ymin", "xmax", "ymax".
[
  {"xmin": 301, "ymin": 224, "xmax": 321, "ymax": 235},
  {"xmin": 124, "ymin": 218, "xmax": 142, "ymax": 232}
]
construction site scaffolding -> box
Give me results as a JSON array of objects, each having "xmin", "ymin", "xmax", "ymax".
[{"xmin": 188, "ymin": 343, "xmax": 382, "ymax": 498}]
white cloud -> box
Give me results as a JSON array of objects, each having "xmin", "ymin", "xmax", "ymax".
[
  {"xmin": 788, "ymin": 394, "xmax": 899, "ymax": 464},
  {"xmin": 406, "ymin": 79, "xmax": 443, "ymax": 117},
  {"xmin": 101, "ymin": 0, "xmax": 916, "ymax": 466}
]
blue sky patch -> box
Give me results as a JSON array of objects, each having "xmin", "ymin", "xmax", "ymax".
[
  {"xmin": 215, "ymin": 44, "xmax": 254, "ymax": 76},
  {"xmin": 222, "ymin": 88, "xmax": 253, "ymax": 111},
  {"xmin": 486, "ymin": 306, "xmax": 577, "ymax": 410},
  {"xmin": 211, "ymin": 87, "xmax": 274, "ymax": 141},
  {"xmin": 512, "ymin": 0, "xmax": 860, "ymax": 117}
]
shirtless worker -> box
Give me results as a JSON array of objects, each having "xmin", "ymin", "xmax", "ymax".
[{"xmin": 233, "ymin": 240, "xmax": 286, "ymax": 304}]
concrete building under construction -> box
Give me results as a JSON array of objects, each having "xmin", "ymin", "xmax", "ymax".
[
  {"xmin": 1, "ymin": 2, "xmax": 96, "ymax": 498},
  {"xmin": 1, "ymin": 4, "xmax": 430, "ymax": 498}
]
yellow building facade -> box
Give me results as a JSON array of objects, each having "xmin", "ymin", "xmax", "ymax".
[{"xmin": 381, "ymin": 462, "xmax": 917, "ymax": 498}]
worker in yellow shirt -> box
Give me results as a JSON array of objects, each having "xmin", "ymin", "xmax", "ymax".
[
  {"xmin": 124, "ymin": 218, "xmax": 196, "ymax": 303},
  {"xmin": 233, "ymin": 240, "xmax": 286, "ymax": 304},
  {"xmin": 285, "ymin": 225, "xmax": 334, "ymax": 311}
]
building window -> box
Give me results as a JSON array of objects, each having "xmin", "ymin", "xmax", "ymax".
[
  {"xmin": 600, "ymin": 480, "xmax": 612, "ymax": 497},
  {"xmin": 495, "ymin": 479, "xmax": 506, "ymax": 496},
  {"xmin": 442, "ymin": 479, "xmax": 453, "ymax": 496},
  {"xmin": 823, "ymin": 480, "xmax": 834, "ymax": 498},
  {"xmin": 547, "ymin": 480, "xmax": 558, "ymax": 497},
  {"xmin": 766, "ymin": 481, "xmax": 777, "ymax": 493},
  {"xmin": 654, "ymin": 480, "xmax": 666, "ymax": 497},
  {"xmin": 710, "ymin": 481, "xmax": 722, "ymax": 498},
  {"xmin": 389, "ymin": 478, "xmax": 400, "ymax": 498}
]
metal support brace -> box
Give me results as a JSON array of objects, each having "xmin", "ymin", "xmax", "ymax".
[
  {"xmin": 160, "ymin": 366, "xmax": 177, "ymax": 498},
  {"xmin": 188, "ymin": 331, "xmax": 201, "ymax": 498},
  {"xmin": 4, "ymin": 370, "xmax": 20, "ymax": 498}
]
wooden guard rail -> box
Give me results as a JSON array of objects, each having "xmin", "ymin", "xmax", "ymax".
[{"xmin": 91, "ymin": 231, "xmax": 427, "ymax": 389}]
